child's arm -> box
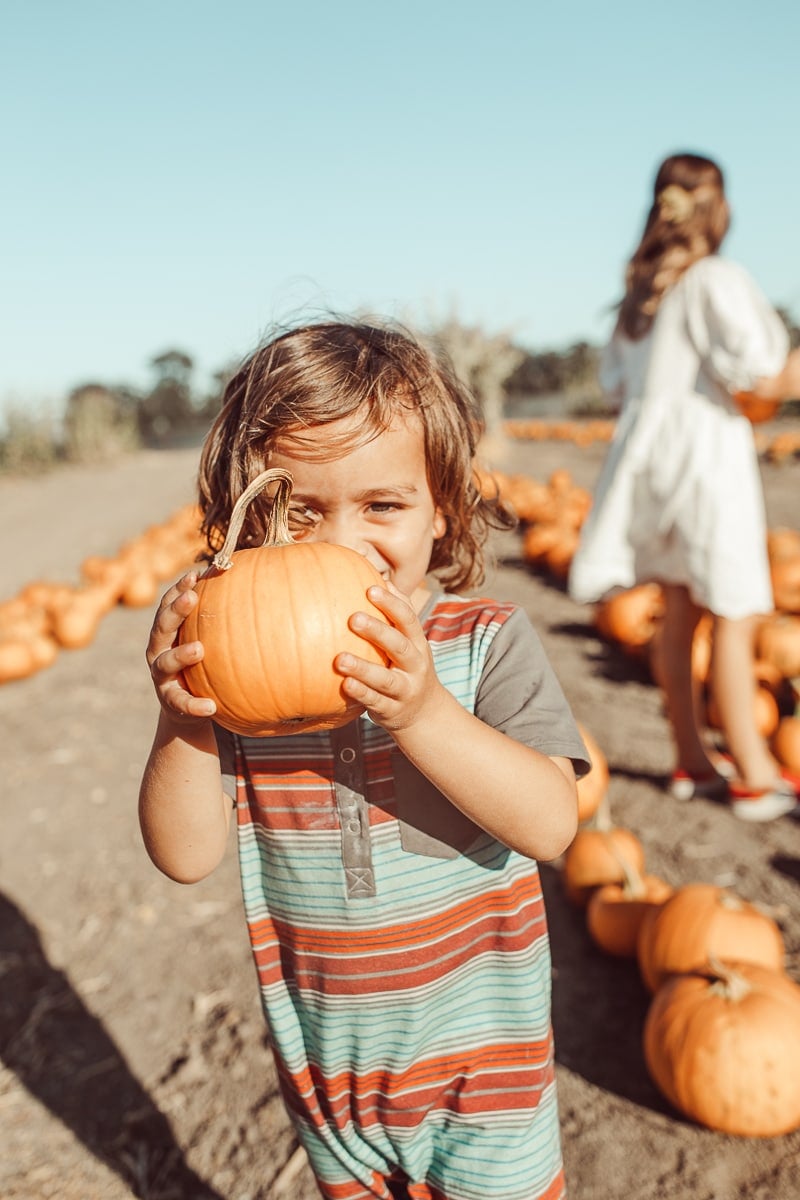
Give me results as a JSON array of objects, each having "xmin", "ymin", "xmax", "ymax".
[
  {"xmin": 336, "ymin": 585, "xmax": 580, "ymax": 862},
  {"xmin": 138, "ymin": 572, "xmax": 233, "ymax": 884}
]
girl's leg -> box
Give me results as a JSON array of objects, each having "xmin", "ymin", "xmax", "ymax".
[
  {"xmin": 652, "ymin": 584, "xmax": 717, "ymax": 776},
  {"xmin": 709, "ymin": 613, "xmax": 780, "ymax": 789}
]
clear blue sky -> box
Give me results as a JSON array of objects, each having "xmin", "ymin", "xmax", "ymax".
[{"xmin": 3, "ymin": 0, "xmax": 799, "ymax": 408}]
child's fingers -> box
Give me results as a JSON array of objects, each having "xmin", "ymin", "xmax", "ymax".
[
  {"xmin": 364, "ymin": 583, "xmax": 416, "ymax": 628},
  {"xmin": 348, "ymin": 607, "xmax": 422, "ymax": 668},
  {"xmin": 151, "ymin": 640, "xmax": 216, "ymax": 719},
  {"xmin": 337, "ymin": 655, "xmax": 402, "ymax": 700},
  {"xmin": 150, "ymin": 637, "xmax": 204, "ymax": 683},
  {"xmin": 146, "ymin": 578, "xmax": 199, "ymax": 663},
  {"xmin": 160, "ymin": 678, "xmax": 216, "ymax": 719}
]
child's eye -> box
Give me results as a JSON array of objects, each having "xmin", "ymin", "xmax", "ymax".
[
  {"xmin": 368, "ymin": 501, "xmax": 400, "ymax": 515},
  {"xmin": 287, "ymin": 504, "xmax": 319, "ymax": 534}
]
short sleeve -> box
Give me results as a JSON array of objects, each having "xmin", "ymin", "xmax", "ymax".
[
  {"xmin": 213, "ymin": 724, "xmax": 238, "ymax": 800},
  {"xmin": 684, "ymin": 257, "xmax": 789, "ymax": 392},
  {"xmin": 475, "ymin": 608, "xmax": 590, "ymax": 777}
]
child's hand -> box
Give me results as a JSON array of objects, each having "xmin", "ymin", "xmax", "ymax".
[
  {"xmin": 146, "ymin": 571, "xmax": 216, "ymax": 723},
  {"xmin": 334, "ymin": 583, "xmax": 445, "ymax": 734}
]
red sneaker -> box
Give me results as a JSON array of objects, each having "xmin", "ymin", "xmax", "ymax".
[
  {"xmin": 668, "ymin": 768, "xmax": 729, "ymax": 802},
  {"xmin": 727, "ymin": 780, "xmax": 799, "ymax": 822}
]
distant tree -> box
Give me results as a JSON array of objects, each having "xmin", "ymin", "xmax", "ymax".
[
  {"xmin": 63, "ymin": 382, "xmax": 140, "ymax": 462},
  {"xmin": 428, "ymin": 318, "xmax": 524, "ymax": 462},
  {"xmin": 196, "ymin": 360, "xmax": 239, "ymax": 420},
  {"xmin": 138, "ymin": 349, "xmax": 195, "ymax": 444},
  {"xmin": 506, "ymin": 340, "xmax": 601, "ymax": 400}
]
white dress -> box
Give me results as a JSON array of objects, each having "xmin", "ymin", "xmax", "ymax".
[{"xmin": 568, "ymin": 256, "xmax": 789, "ymax": 620}]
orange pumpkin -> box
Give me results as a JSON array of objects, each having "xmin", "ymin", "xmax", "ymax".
[
  {"xmin": 0, "ymin": 633, "xmax": 59, "ymax": 683},
  {"xmin": 180, "ymin": 469, "xmax": 390, "ymax": 737},
  {"xmin": 705, "ymin": 681, "xmax": 780, "ymax": 739},
  {"xmin": 767, "ymin": 526, "xmax": 800, "ymax": 563},
  {"xmin": 756, "ymin": 613, "xmax": 800, "ymax": 678},
  {"xmin": 594, "ymin": 584, "xmax": 664, "ymax": 650},
  {"xmin": 575, "ymin": 723, "xmax": 609, "ymax": 824},
  {"xmin": 772, "ymin": 714, "xmax": 800, "ymax": 773},
  {"xmin": 771, "ymin": 554, "xmax": 800, "ymax": 614},
  {"xmin": 636, "ymin": 883, "xmax": 784, "ymax": 994},
  {"xmin": 644, "ymin": 959, "xmax": 800, "ymax": 1136},
  {"xmin": 733, "ymin": 390, "xmax": 781, "ymax": 424},
  {"xmin": 51, "ymin": 584, "xmax": 115, "ymax": 650},
  {"xmin": 561, "ymin": 825, "xmax": 645, "ymax": 908},
  {"xmin": 587, "ymin": 868, "xmax": 673, "ymax": 958}
]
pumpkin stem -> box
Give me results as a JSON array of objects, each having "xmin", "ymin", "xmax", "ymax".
[
  {"xmin": 718, "ymin": 889, "xmax": 745, "ymax": 912},
  {"xmin": 604, "ymin": 834, "xmax": 646, "ymax": 896},
  {"xmin": 706, "ymin": 954, "xmax": 753, "ymax": 1002},
  {"xmin": 212, "ymin": 468, "xmax": 295, "ymax": 571},
  {"xmin": 592, "ymin": 792, "xmax": 613, "ymax": 831}
]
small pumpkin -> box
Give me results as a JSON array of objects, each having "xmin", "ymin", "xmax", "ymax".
[
  {"xmin": 756, "ymin": 613, "xmax": 800, "ymax": 678},
  {"xmin": 636, "ymin": 883, "xmax": 785, "ymax": 994},
  {"xmin": 772, "ymin": 713, "xmax": 800, "ymax": 773},
  {"xmin": 180, "ymin": 469, "xmax": 390, "ymax": 737},
  {"xmin": 771, "ymin": 554, "xmax": 800, "ymax": 615},
  {"xmin": 561, "ymin": 823, "xmax": 645, "ymax": 909},
  {"xmin": 0, "ymin": 633, "xmax": 59, "ymax": 683},
  {"xmin": 587, "ymin": 866, "xmax": 673, "ymax": 958},
  {"xmin": 542, "ymin": 525, "xmax": 581, "ymax": 581},
  {"xmin": 643, "ymin": 958, "xmax": 800, "ymax": 1136},
  {"xmin": 51, "ymin": 585, "xmax": 115, "ymax": 650},
  {"xmin": 733, "ymin": 390, "xmax": 781, "ymax": 424},
  {"xmin": 705, "ymin": 680, "xmax": 780, "ymax": 739},
  {"xmin": 594, "ymin": 583, "xmax": 664, "ymax": 650},
  {"xmin": 575, "ymin": 723, "xmax": 609, "ymax": 824}
]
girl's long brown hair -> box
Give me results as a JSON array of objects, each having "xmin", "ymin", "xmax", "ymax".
[
  {"xmin": 197, "ymin": 319, "xmax": 515, "ymax": 591},
  {"xmin": 617, "ymin": 152, "xmax": 730, "ymax": 339}
]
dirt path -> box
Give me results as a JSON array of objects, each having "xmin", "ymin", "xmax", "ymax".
[{"xmin": 2, "ymin": 432, "xmax": 800, "ymax": 1199}]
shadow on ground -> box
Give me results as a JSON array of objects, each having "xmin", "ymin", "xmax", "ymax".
[{"xmin": 0, "ymin": 890, "xmax": 222, "ymax": 1200}]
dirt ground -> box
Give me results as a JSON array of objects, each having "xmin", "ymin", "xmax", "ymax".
[{"xmin": 2, "ymin": 426, "xmax": 800, "ymax": 1200}]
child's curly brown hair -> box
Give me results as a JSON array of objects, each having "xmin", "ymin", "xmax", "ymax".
[{"xmin": 197, "ymin": 318, "xmax": 515, "ymax": 592}]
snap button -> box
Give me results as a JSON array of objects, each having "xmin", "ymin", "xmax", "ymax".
[{"xmin": 339, "ymin": 746, "xmax": 356, "ymax": 764}]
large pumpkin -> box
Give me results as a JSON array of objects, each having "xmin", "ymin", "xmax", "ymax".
[
  {"xmin": 180, "ymin": 469, "xmax": 390, "ymax": 736},
  {"xmin": 644, "ymin": 959, "xmax": 800, "ymax": 1136},
  {"xmin": 637, "ymin": 883, "xmax": 784, "ymax": 994}
]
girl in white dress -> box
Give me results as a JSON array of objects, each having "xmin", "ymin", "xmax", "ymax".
[{"xmin": 569, "ymin": 151, "xmax": 800, "ymax": 821}]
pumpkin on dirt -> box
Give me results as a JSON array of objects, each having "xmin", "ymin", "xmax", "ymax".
[
  {"xmin": 772, "ymin": 712, "xmax": 800, "ymax": 773},
  {"xmin": 594, "ymin": 583, "xmax": 664, "ymax": 651},
  {"xmin": 561, "ymin": 823, "xmax": 645, "ymax": 909},
  {"xmin": 643, "ymin": 958, "xmax": 800, "ymax": 1137},
  {"xmin": 705, "ymin": 680, "xmax": 780, "ymax": 740},
  {"xmin": 575, "ymin": 723, "xmax": 609, "ymax": 824},
  {"xmin": 636, "ymin": 883, "xmax": 785, "ymax": 994},
  {"xmin": 180, "ymin": 468, "xmax": 390, "ymax": 737},
  {"xmin": 755, "ymin": 613, "xmax": 800, "ymax": 678},
  {"xmin": 587, "ymin": 867, "xmax": 673, "ymax": 958}
]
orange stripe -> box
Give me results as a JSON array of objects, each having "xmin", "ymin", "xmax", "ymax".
[
  {"xmin": 283, "ymin": 1049, "xmax": 552, "ymax": 1107},
  {"xmin": 247, "ymin": 875, "xmax": 541, "ymax": 956},
  {"xmin": 254, "ymin": 920, "xmax": 543, "ymax": 993}
]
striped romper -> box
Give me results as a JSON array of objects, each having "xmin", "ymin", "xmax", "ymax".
[{"xmin": 216, "ymin": 593, "xmax": 589, "ymax": 1200}]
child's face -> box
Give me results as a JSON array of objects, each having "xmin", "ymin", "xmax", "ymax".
[{"xmin": 268, "ymin": 411, "xmax": 446, "ymax": 611}]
